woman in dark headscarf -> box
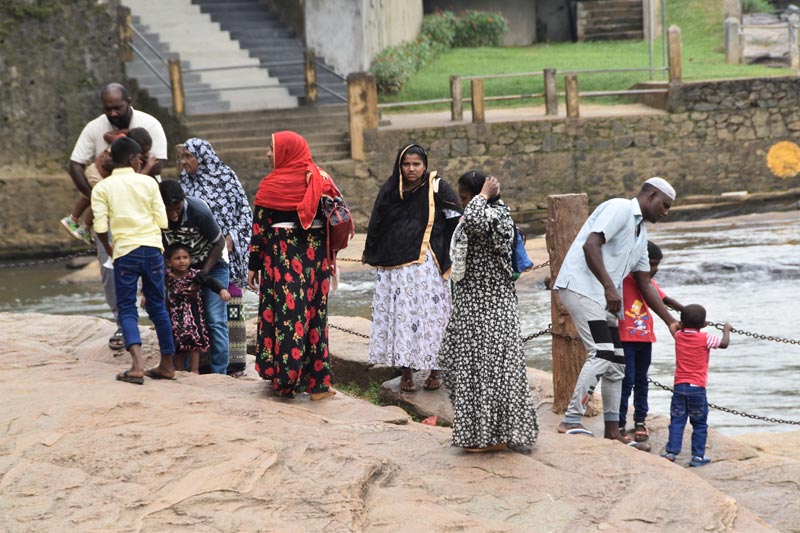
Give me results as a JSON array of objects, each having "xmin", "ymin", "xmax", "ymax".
[
  {"xmin": 178, "ymin": 137, "xmax": 253, "ymax": 377},
  {"xmin": 247, "ymin": 131, "xmax": 339, "ymax": 400},
  {"xmin": 363, "ymin": 143, "xmax": 462, "ymax": 392},
  {"xmin": 438, "ymin": 171, "xmax": 538, "ymax": 452}
]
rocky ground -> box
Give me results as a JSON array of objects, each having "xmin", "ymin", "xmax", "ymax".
[{"xmin": 2, "ymin": 311, "xmax": 799, "ymax": 532}]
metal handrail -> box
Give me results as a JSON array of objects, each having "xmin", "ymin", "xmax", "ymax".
[
  {"xmin": 130, "ymin": 43, "xmax": 170, "ymax": 88},
  {"xmin": 314, "ymin": 60, "xmax": 347, "ymax": 81},
  {"xmin": 378, "ymin": 97, "xmax": 452, "ymax": 109},
  {"xmin": 317, "ymin": 83, "xmax": 347, "ymax": 102},
  {"xmin": 463, "ymin": 71, "xmax": 545, "ymax": 80},
  {"xmin": 128, "ymin": 23, "xmax": 168, "ymax": 65}
]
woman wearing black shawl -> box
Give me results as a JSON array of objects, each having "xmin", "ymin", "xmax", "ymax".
[{"xmin": 363, "ymin": 144, "xmax": 462, "ymax": 392}]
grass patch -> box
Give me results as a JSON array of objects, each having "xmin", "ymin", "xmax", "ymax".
[
  {"xmin": 335, "ymin": 381, "xmax": 388, "ymax": 406},
  {"xmin": 380, "ymin": 0, "xmax": 793, "ymax": 110}
]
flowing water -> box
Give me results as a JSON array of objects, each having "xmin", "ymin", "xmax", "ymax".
[{"xmin": 2, "ymin": 211, "xmax": 798, "ymax": 435}]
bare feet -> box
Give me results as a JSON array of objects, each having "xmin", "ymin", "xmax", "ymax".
[{"xmin": 400, "ymin": 367, "xmax": 416, "ymax": 392}]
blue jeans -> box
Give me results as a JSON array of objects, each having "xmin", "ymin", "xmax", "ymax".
[
  {"xmin": 619, "ymin": 342, "xmax": 652, "ymax": 429},
  {"xmin": 666, "ymin": 383, "xmax": 709, "ymax": 458},
  {"xmin": 113, "ymin": 246, "xmax": 175, "ymax": 355},
  {"xmin": 203, "ymin": 260, "xmax": 230, "ymax": 374}
]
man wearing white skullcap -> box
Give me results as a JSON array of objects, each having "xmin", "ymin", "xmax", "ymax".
[{"xmin": 554, "ymin": 178, "xmax": 679, "ymax": 449}]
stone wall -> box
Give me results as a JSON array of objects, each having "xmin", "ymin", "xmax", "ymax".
[{"xmin": 341, "ymin": 76, "xmax": 800, "ymax": 230}]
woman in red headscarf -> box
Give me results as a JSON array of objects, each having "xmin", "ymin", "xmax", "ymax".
[{"xmin": 248, "ymin": 131, "xmax": 339, "ymax": 400}]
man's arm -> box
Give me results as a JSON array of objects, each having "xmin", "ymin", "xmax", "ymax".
[
  {"xmin": 583, "ymin": 232, "xmax": 622, "ymax": 313},
  {"xmin": 634, "ymin": 271, "xmax": 678, "ymax": 328},
  {"xmin": 201, "ymin": 237, "xmax": 225, "ymax": 275},
  {"xmin": 68, "ymin": 161, "xmax": 92, "ymax": 198},
  {"xmin": 95, "ymin": 232, "xmax": 113, "ymax": 258},
  {"xmin": 663, "ymin": 295, "xmax": 684, "ymax": 312}
]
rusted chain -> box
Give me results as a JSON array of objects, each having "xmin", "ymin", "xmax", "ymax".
[
  {"xmin": 707, "ymin": 321, "xmax": 799, "ymax": 345},
  {"xmin": 648, "ymin": 378, "xmax": 800, "ymax": 426}
]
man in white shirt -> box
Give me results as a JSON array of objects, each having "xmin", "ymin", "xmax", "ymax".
[
  {"xmin": 67, "ymin": 83, "xmax": 168, "ymax": 350},
  {"xmin": 554, "ymin": 177, "xmax": 679, "ymax": 447}
]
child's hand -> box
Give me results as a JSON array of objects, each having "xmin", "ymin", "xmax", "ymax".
[
  {"xmin": 219, "ymin": 289, "xmax": 231, "ymax": 302},
  {"xmin": 723, "ymin": 323, "xmax": 733, "ymax": 332}
]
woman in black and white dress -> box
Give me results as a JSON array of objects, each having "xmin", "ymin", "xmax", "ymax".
[{"xmin": 438, "ymin": 171, "xmax": 538, "ymax": 452}]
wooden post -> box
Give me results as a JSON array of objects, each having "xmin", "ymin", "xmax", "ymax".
[
  {"xmin": 450, "ymin": 75, "xmax": 463, "ymax": 121},
  {"xmin": 546, "ymin": 194, "xmax": 589, "ymax": 414},
  {"xmin": 471, "ymin": 78, "xmax": 485, "ymax": 124},
  {"xmin": 304, "ymin": 48, "xmax": 318, "ymax": 105},
  {"xmin": 347, "ymin": 72, "xmax": 378, "ymax": 161},
  {"xmin": 168, "ymin": 58, "xmax": 185, "ymax": 117},
  {"xmin": 565, "ymin": 75, "xmax": 579, "ymax": 118},
  {"xmin": 544, "ymin": 68, "xmax": 558, "ymax": 116},
  {"xmin": 117, "ymin": 6, "xmax": 133, "ymax": 62},
  {"xmin": 724, "ymin": 17, "xmax": 741, "ymax": 64},
  {"xmin": 668, "ymin": 25, "xmax": 682, "ymax": 83},
  {"xmin": 789, "ymin": 14, "xmax": 800, "ymax": 71}
]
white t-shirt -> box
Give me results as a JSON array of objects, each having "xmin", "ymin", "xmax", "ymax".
[{"xmin": 69, "ymin": 107, "xmax": 168, "ymax": 164}]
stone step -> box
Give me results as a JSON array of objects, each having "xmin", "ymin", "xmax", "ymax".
[
  {"xmin": 584, "ymin": 30, "xmax": 644, "ymax": 41},
  {"xmin": 185, "ymin": 105, "xmax": 347, "ymax": 126},
  {"xmin": 210, "ymin": 133, "xmax": 348, "ymax": 151}
]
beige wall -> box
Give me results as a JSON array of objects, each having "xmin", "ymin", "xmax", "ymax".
[
  {"xmin": 305, "ymin": 0, "xmax": 422, "ymax": 76},
  {"xmin": 425, "ymin": 0, "xmax": 536, "ymax": 45}
]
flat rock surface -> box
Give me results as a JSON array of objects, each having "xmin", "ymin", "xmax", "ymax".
[{"xmin": 2, "ymin": 312, "xmax": 798, "ymax": 532}]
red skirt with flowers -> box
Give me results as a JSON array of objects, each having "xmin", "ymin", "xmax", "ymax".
[{"xmin": 249, "ymin": 207, "xmax": 331, "ymax": 397}]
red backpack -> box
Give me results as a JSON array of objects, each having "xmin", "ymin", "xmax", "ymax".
[{"xmin": 320, "ymin": 172, "xmax": 355, "ymax": 271}]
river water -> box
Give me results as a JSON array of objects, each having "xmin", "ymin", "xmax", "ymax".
[{"xmin": 2, "ymin": 211, "xmax": 798, "ymax": 435}]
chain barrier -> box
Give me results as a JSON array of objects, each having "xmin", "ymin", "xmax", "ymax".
[
  {"xmin": 648, "ymin": 377, "xmax": 800, "ymax": 426},
  {"xmin": 707, "ymin": 321, "xmax": 800, "ymax": 345},
  {"xmin": 0, "ymin": 248, "xmax": 96, "ymax": 270}
]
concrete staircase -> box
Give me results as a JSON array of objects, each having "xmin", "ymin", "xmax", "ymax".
[
  {"xmin": 184, "ymin": 105, "xmax": 351, "ymax": 183},
  {"xmin": 576, "ymin": 0, "xmax": 644, "ymax": 41},
  {"xmin": 193, "ymin": 0, "xmax": 347, "ymax": 105},
  {"xmin": 123, "ymin": 0, "xmax": 297, "ymax": 114}
]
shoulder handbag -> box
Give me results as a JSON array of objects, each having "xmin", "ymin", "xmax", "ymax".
[
  {"xmin": 511, "ymin": 225, "xmax": 534, "ymax": 274},
  {"xmin": 320, "ymin": 193, "xmax": 355, "ymax": 269}
]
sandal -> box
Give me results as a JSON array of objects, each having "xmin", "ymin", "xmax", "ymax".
[
  {"xmin": 423, "ymin": 371, "xmax": 443, "ymax": 391},
  {"xmin": 399, "ymin": 376, "xmax": 417, "ymax": 392},
  {"xmin": 108, "ymin": 327, "xmax": 124, "ymax": 351},
  {"xmin": 634, "ymin": 422, "xmax": 650, "ymax": 442}
]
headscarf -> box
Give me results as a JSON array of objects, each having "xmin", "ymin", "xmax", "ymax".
[
  {"xmin": 363, "ymin": 143, "xmax": 462, "ymax": 273},
  {"xmin": 179, "ymin": 137, "xmax": 253, "ymax": 288},
  {"xmin": 254, "ymin": 131, "xmax": 336, "ymax": 229}
]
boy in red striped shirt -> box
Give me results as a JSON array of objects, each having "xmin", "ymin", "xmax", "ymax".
[{"xmin": 663, "ymin": 304, "xmax": 732, "ymax": 466}]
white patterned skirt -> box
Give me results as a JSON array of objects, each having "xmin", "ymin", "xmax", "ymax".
[{"xmin": 368, "ymin": 250, "xmax": 451, "ymax": 370}]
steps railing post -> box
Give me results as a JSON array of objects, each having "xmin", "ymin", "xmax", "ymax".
[
  {"xmin": 116, "ymin": 5, "xmax": 133, "ymax": 62},
  {"xmin": 668, "ymin": 25, "xmax": 682, "ymax": 83},
  {"xmin": 347, "ymin": 72, "xmax": 378, "ymax": 161},
  {"xmin": 450, "ymin": 75, "xmax": 463, "ymax": 121},
  {"xmin": 471, "ymin": 78, "xmax": 485, "ymax": 124},
  {"xmin": 565, "ymin": 75, "xmax": 579, "ymax": 118},
  {"xmin": 168, "ymin": 58, "xmax": 185, "ymax": 117},
  {"xmin": 304, "ymin": 48, "xmax": 318, "ymax": 105},
  {"xmin": 544, "ymin": 68, "xmax": 558, "ymax": 116}
]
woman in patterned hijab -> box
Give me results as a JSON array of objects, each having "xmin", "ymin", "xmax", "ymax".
[
  {"xmin": 178, "ymin": 138, "xmax": 253, "ymax": 377},
  {"xmin": 178, "ymin": 138, "xmax": 252, "ymax": 288}
]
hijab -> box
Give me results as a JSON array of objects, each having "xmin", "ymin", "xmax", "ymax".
[
  {"xmin": 179, "ymin": 138, "xmax": 253, "ymax": 288},
  {"xmin": 253, "ymin": 131, "xmax": 337, "ymax": 229},
  {"xmin": 363, "ymin": 143, "xmax": 461, "ymax": 273}
]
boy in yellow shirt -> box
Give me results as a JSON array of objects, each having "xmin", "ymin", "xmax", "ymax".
[{"xmin": 91, "ymin": 137, "xmax": 176, "ymax": 384}]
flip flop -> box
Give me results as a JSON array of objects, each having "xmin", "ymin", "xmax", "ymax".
[
  {"xmin": 310, "ymin": 389, "xmax": 337, "ymax": 401},
  {"xmin": 565, "ymin": 428, "xmax": 594, "ymax": 437},
  {"xmin": 144, "ymin": 368, "xmax": 176, "ymax": 380},
  {"xmin": 108, "ymin": 328, "xmax": 125, "ymax": 351},
  {"xmin": 627, "ymin": 441, "xmax": 652, "ymax": 452},
  {"xmin": 116, "ymin": 370, "xmax": 144, "ymax": 385},
  {"xmin": 399, "ymin": 377, "xmax": 417, "ymax": 392},
  {"xmin": 423, "ymin": 373, "xmax": 443, "ymax": 391}
]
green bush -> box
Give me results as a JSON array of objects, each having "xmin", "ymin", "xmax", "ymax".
[
  {"xmin": 421, "ymin": 10, "xmax": 457, "ymax": 48},
  {"xmin": 452, "ymin": 10, "xmax": 509, "ymax": 48},
  {"xmin": 740, "ymin": 0, "xmax": 774, "ymax": 13},
  {"xmin": 371, "ymin": 36, "xmax": 445, "ymax": 94}
]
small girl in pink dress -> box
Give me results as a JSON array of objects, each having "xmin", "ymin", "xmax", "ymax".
[{"xmin": 165, "ymin": 243, "xmax": 230, "ymax": 373}]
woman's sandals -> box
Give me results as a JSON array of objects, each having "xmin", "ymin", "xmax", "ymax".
[{"xmin": 634, "ymin": 422, "xmax": 650, "ymax": 442}]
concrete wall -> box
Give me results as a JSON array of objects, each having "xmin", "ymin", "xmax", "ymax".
[
  {"xmin": 304, "ymin": 0, "xmax": 422, "ymax": 76},
  {"xmin": 332, "ymin": 77, "xmax": 800, "ymax": 231},
  {"xmin": 424, "ymin": 0, "xmax": 536, "ymax": 45}
]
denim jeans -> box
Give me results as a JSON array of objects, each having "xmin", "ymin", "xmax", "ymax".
[
  {"xmin": 619, "ymin": 341, "xmax": 652, "ymax": 429},
  {"xmin": 203, "ymin": 260, "xmax": 230, "ymax": 374},
  {"xmin": 113, "ymin": 246, "xmax": 175, "ymax": 355},
  {"xmin": 666, "ymin": 383, "xmax": 709, "ymax": 458}
]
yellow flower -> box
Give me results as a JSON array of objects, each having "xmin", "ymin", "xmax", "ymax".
[{"xmin": 766, "ymin": 141, "xmax": 800, "ymax": 178}]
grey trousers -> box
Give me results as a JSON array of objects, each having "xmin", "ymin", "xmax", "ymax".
[
  {"xmin": 558, "ymin": 289, "xmax": 625, "ymax": 424},
  {"xmin": 96, "ymin": 237, "xmax": 119, "ymax": 323}
]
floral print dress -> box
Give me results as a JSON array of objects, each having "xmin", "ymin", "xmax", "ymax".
[
  {"xmin": 167, "ymin": 268, "xmax": 210, "ymax": 353},
  {"xmin": 438, "ymin": 195, "xmax": 539, "ymax": 448},
  {"xmin": 249, "ymin": 206, "xmax": 331, "ymax": 397}
]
